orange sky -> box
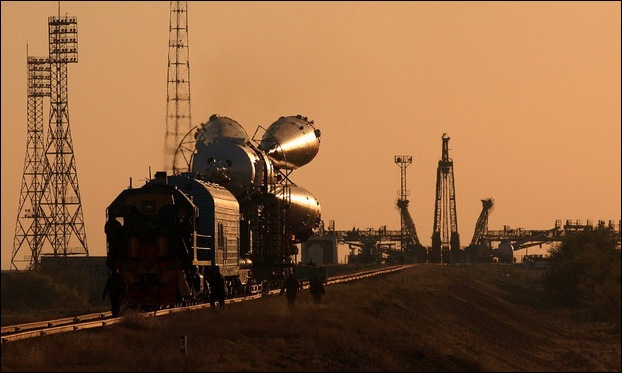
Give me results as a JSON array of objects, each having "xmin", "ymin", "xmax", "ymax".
[{"xmin": 2, "ymin": 1, "xmax": 620, "ymax": 269}]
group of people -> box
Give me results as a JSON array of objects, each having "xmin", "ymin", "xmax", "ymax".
[
  {"xmin": 190, "ymin": 265, "xmax": 227, "ymax": 309},
  {"xmin": 102, "ymin": 265, "xmax": 228, "ymax": 317},
  {"xmin": 279, "ymin": 273, "xmax": 325, "ymax": 307},
  {"xmin": 103, "ymin": 262, "xmax": 325, "ymax": 316}
]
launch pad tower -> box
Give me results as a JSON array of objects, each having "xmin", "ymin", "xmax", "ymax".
[{"xmin": 431, "ymin": 133, "xmax": 460, "ymax": 263}]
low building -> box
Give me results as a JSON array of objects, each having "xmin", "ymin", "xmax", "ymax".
[{"xmin": 301, "ymin": 235, "xmax": 338, "ymax": 265}]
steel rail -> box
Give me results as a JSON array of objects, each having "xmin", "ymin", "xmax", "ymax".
[{"xmin": 1, "ymin": 264, "xmax": 413, "ymax": 343}]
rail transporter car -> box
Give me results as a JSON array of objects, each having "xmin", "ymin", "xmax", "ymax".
[{"xmin": 105, "ymin": 114, "xmax": 324, "ymax": 309}]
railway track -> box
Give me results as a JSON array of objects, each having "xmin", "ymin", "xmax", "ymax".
[{"xmin": 1, "ymin": 264, "xmax": 413, "ymax": 344}]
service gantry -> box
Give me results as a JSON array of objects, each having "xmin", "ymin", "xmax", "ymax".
[
  {"xmin": 394, "ymin": 155, "xmax": 429, "ymax": 263},
  {"xmin": 463, "ymin": 198, "xmax": 494, "ymax": 263},
  {"xmin": 470, "ymin": 198, "xmax": 494, "ymax": 247},
  {"xmin": 431, "ymin": 133, "xmax": 460, "ymax": 262},
  {"xmin": 394, "ymin": 155, "xmax": 423, "ymax": 249}
]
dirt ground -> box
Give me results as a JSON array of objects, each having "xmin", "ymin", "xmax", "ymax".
[{"xmin": 1, "ymin": 263, "xmax": 620, "ymax": 372}]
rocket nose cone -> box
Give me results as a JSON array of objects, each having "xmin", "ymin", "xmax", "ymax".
[{"xmin": 258, "ymin": 115, "xmax": 320, "ymax": 170}]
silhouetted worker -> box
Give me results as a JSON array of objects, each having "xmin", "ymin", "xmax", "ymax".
[
  {"xmin": 309, "ymin": 275, "xmax": 325, "ymax": 304},
  {"xmin": 102, "ymin": 269, "xmax": 126, "ymax": 317},
  {"xmin": 104, "ymin": 218, "xmax": 125, "ymax": 260},
  {"xmin": 233, "ymin": 277, "xmax": 243, "ymax": 297},
  {"xmin": 280, "ymin": 273, "xmax": 301, "ymax": 307},
  {"xmin": 209, "ymin": 267, "xmax": 226, "ymax": 309}
]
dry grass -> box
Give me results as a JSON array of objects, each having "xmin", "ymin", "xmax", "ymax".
[{"xmin": 2, "ymin": 264, "xmax": 620, "ymax": 372}]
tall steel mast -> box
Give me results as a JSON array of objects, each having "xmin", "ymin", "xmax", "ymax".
[
  {"xmin": 11, "ymin": 51, "xmax": 52, "ymax": 271},
  {"xmin": 164, "ymin": 1, "xmax": 192, "ymax": 174},
  {"xmin": 42, "ymin": 7, "xmax": 89, "ymax": 260}
]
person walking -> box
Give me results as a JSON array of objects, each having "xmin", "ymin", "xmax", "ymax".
[
  {"xmin": 309, "ymin": 275, "xmax": 325, "ymax": 304},
  {"xmin": 102, "ymin": 269, "xmax": 126, "ymax": 317},
  {"xmin": 280, "ymin": 273, "xmax": 301, "ymax": 307}
]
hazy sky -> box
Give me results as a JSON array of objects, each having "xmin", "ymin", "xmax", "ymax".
[{"xmin": 2, "ymin": 1, "xmax": 620, "ymax": 269}]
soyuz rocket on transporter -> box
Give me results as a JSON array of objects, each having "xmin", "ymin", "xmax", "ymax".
[
  {"xmin": 188, "ymin": 113, "xmax": 323, "ymax": 283},
  {"xmin": 105, "ymin": 113, "xmax": 323, "ymax": 308}
]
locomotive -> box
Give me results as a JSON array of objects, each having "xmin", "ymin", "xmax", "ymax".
[{"xmin": 105, "ymin": 114, "xmax": 323, "ymax": 308}]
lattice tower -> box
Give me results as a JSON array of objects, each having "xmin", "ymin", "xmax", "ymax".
[
  {"xmin": 431, "ymin": 133, "xmax": 460, "ymax": 258},
  {"xmin": 165, "ymin": 1, "xmax": 192, "ymax": 174},
  {"xmin": 11, "ymin": 54, "xmax": 52, "ymax": 271},
  {"xmin": 41, "ymin": 11, "xmax": 89, "ymax": 259}
]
